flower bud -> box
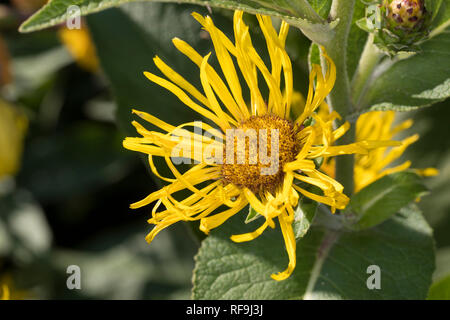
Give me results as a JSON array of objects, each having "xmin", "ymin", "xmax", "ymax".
[
  {"xmin": 385, "ymin": 0, "xmax": 426, "ymax": 31},
  {"xmin": 357, "ymin": 0, "xmax": 433, "ymax": 55}
]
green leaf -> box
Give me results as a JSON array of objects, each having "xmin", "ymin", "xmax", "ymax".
[
  {"xmin": 47, "ymin": 223, "xmax": 197, "ymax": 299},
  {"xmin": 308, "ymin": 42, "xmax": 321, "ymax": 71},
  {"xmin": 18, "ymin": 122, "xmax": 131, "ymax": 202},
  {"xmin": 428, "ymin": 0, "xmax": 448, "ymax": 32},
  {"xmin": 399, "ymin": 101, "xmax": 450, "ymax": 248},
  {"xmin": 428, "ymin": 275, "xmax": 450, "ymax": 300},
  {"xmin": 307, "ymin": 0, "xmax": 332, "ymax": 19},
  {"xmin": 193, "ymin": 211, "xmax": 324, "ymax": 299},
  {"xmin": 434, "ymin": 247, "xmax": 450, "ymax": 279},
  {"xmin": 11, "ymin": 46, "xmax": 72, "ymax": 98},
  {"xmin": 359, "ymin": 26, "xmax": 450, "ymax": 112},
  {"xmin": 303, "ymin": 205, "xmax": 435, "ymax": 300},
  {"xmin": 428, "ymin": 246, "xmax": 450, "ymax": 300},
  {"xmin": 0, "ymin": 189, "xmax": 52, "ymax": 259},
  {"xmin": 431, "ymin": 1, "xmax": 450, "ymax": 33},
  {"xmin": 19, "ymin": 0, "xmax": 337, "ymax": 45},
  {"xmin": 193, "ymin": 204, "xmax": 435, "ymax": 299},
  {"xmin": 87, "ymin": 3, "xmax": 211, "ymax": 135},
  {"xmin": 347, "ymin": 0, "xmax": 368, "ymax": 80},
  {"xmin": 292, "ymin": 196, "xmax": 317, "ymax": 239},
  {"xmin": 347, "ymin": 171, "xmax": 428, "ymax": 231},
  {"xmin": 245, "ymin": 206, "xmax": 260, "ymax": 224},
  {"xmin": 245, "ymin": 196, "xmax": 316, "ymax": 238}
]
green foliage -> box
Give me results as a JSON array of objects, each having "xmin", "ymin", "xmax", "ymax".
[
  {"xmin": 359, "ymin": 26, "xmax": 450, "ymax": 112},
  {"xmin": 399, "ymin": 102, "xmax": 450, "ymax": 249},
  {"xmin": 18, "ymin": 122, "xmax": 131, "ymax": 202},
  {"xmin": 347, "ymin": 171, "xmax": 428, "ymax": 230},
  {"xmin": 292, "ymin": 196, "xmax": 317, "ymax": 238},
  {"xmin": 20, "ymin": 0, "xmax": 337, "ymax": 45},
  {"xmin": 428, "ymin": 274, "xmax": 450, "ymax": 299},
  {"xmin": 19, "ymin": 0, "xmax": 450, "ymax": 116},
  {"xmin": 193, "ymin": 212, "xmax": 323, "ymax": 299},
  {"xmin": 193, "ymin": 204, "xmax": 435, "ymax": 299},
  {"xmin": 356, "ymin": 0, "xmax": 437, "ymax": 55},
  {"xmin": 83, "ymin": 1, "xmax": 445, "ymax": 300},
  {"xmin": 428, "ymin": 247, "xmax": 450, "ymax": 299},
  {"xmin": 307, "ymin": 0, "xmax": 332, "ymax": 19},
  {"xmin": 0, "ymin": 190, "xmax": 52, "ymax": 259},
  {"xmin": 5, "ymin": 0, "xmax": 450, "ymax": 300},
  {"xmin": 431, "ymin": 0, "xmax": 450, "ymax": 31},
  {"xmin": 245, "ymin": 196, "xmax": 316, "ymax": 237},
  {"xmin": 308, "ymin": 42, "xmax": 321, "ymax": 70},
  {"xmin": 86, "ymin": 3, "xmax": 212, "ymax": 134},
  {"xmin": 48, "ymin": 223, "xmax": 197, "ymax": 299},
  {"xmin": 347, "ymin": 0, "xmax": 368, "ymax": 79},
  {"xmin": 244, "ymin": 206, "xmax": 259, "ymax": 224}
]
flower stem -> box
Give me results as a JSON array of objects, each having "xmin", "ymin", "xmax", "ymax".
[
  {"xmin": 351, "ymin": 33, "xmax": 383, "ymax": 110},
  {"xmin": 322, "ymin": 0, "xmax": 356, "ymax": 197},
  {"xmin": 323, "ymin": 0, "xmax": 355, "ymax": 118},
  {"xmin": 303, "ymin": 229, "xmax": 340, "ymax": 299},
  {"xmin": 335, "ymin": 124, "xmax": 355, "ymax": 196}
]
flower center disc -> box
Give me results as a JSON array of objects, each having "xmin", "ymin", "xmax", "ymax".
[{"xmin": 221, "ymin": 114, "xmax": 301, "ymax": 194}]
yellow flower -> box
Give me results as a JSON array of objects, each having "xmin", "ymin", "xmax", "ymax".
[
  {"xmin": 0, "ymin": 275, "xmax": 28, "ymax": 300},
  {"xmin": 322, "ymin": 110, "xmax": 438, "ymax": 193},
  {"xmin": 59, "ymin": 25, "xmax": 100, "ymax": 72},
  {"xmin": 0, "ymin": 284, "xmax": 10, "ymax": 300},
  {"xmin": 0, "ymin": 99, "xmax": 27, "ymax": 179},
  {"xmin": 123, "ymin": 11, "xmax": 395, "ymax": 281}
]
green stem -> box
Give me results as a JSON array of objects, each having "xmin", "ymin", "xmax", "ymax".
[
  {"xmin": 303, "ymin": 229, "xmax": 340, "ymax": 299},
  {"xmin": 323, "ymin": 0, "xmax": 355, "ymax": 117},
  {"xmin": 322, "ymin": 0, "xmax": 356, "ymax": 197},
  {"xmin": 351, "ymin": 33, "xmax": 383, "ymax": 110},
  {"xmin": 335, "ymin": 125, "xmax": 355, "ymax": 196}
]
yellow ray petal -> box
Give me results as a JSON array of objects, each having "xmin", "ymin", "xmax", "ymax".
[
  {"xmin": 230, "ymin": 220, "xmax": 271, "ymax": 243},
  {"xmin": 199, "ymin": 197, "xmax": 248, "ymax": 234},
  {"xmin": 143, "ymin": 71, "xmax": 228, "ymax": 131},
  {"xmin": 271, "ymin": 212, "xmax": 296, "ymax": 281}
]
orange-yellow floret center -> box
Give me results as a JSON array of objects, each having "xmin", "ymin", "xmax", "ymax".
[{"xmin": 221, "ymin": 114, "xmax": 301, "ymax": 194}]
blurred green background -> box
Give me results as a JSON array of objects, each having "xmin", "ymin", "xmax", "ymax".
[{"xmin": 0, "ymin": 0, "xmax": 448, "ymax": 299}]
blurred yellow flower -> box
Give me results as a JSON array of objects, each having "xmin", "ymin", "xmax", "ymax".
[
  {"xmin": 0, "ymin": 275, "xmax": 28, "ymax": 300},
  {"xmin": 123, "ymin": 11, "xmax": 397, "ymax": 280},
  {"xmin": 59, "ymin": 25, "xmax": 100, "ymax": 72},
  {"xmin": 0, "ymin": 284, "xmax": 10, "ymax": 300},
  {"xmin": 322, "ymin": 110, "xmax": 438, "ymax": 192},
  {"xmin": 0, "ymin": 99, "xmax": 27, "ymax": 179}
]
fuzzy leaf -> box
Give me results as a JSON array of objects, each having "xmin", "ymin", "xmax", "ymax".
[
  {"xmin": 348, "ymin": 171, "xmax": 428, "ymax": 231},
  {"xmin": 245, "ymin": 206, "xmax": 261, "ymax": 224},
  {"xmin": 19, "ymin": 0, "xmax": 337, "ymax": 45},
  {"xmin": 360, "ymin": 27, "xmax": 450, "ymax": 112},
  {"xmin": 292, "ymin": 196, "xmax": 317, "ymax": 239},
  {"xmin": 428, "ymin": 274, "xmax": 450, "ymax": 300},
  {"xmin": 303, "ymin": 205, "xmax": 435, "ymax": 299},
  {"xmin": 193, "ymin": 204, "xmax": 435, "ymax": 299}
]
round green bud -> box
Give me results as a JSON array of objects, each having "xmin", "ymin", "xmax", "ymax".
[{"xmin": 357, "ymin": 0, "xmax": 433, "ymax": 55}]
